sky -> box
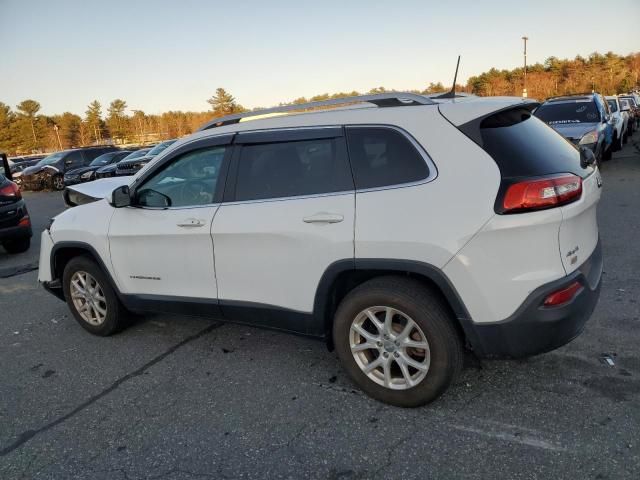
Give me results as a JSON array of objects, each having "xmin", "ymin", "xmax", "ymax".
[{"xmin": 1, "ymin": 0, "xmax": 639, "ymax": 116}]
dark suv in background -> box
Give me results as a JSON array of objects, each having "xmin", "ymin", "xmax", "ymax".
[
  {"xmin": 64, "ymin": 150, "xmax": 132, "ymax": 186},
  {"xmin": 95, "ymin": 148, "xmax": 151, "ymax": 179},
  {"xmin": 0, "ymin": 153, "xmax": 32, "ymax": 253},
  {"xmin": 116, "ymin": 140, "xmax": 176, "ymax": 176},
  {"xmin": 21, "ymin": 146, "xmax": 118, "ymax": 191},
  {"xmin": 534, "ymin": 93, "xmax": 614, "ymax": 163}
]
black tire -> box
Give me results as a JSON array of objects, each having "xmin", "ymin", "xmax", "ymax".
[
  {"xmin": 62, "ymin": 255, "xmax": 128, "ymax": 336},
  {"xmin": 623, "ymin": 130, "xmax": 628, "ymax": 144},
  {"xmin": 613, "ymin": 133, "xmax": 623, "ymax": 152},
  {"xmin": 602, "ymin": 144, "xmax": 612, "ymax": 161},
  {"xmin": 51, "ymin": 174, "xmax": 65, "ymax": 191},
  {"xmin": 3, "ymin": 237, "xmax": 30, "ymax": 254},
  {"xmin": 333, "ymin": 276, "xmax": 463, "ymax": 407}
]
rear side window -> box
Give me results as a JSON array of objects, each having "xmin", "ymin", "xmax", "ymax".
[
  {"xmin": 346, "ymin": 127, "xmax": 429, "ymax": 189},
  {"xmin": 234, "ymin": 138, "xmax": 352, "ymax": 201},
  {"xmin": 480, "ymin": 108, "xmax": 591, "ymax": 178}
]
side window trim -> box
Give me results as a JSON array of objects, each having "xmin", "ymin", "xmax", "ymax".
[
  {"xmin": 132, "ymin": 141, "xmax": 234, "ymax": 210},
  {"xmin": 224, "ymin": 130, "xmax": 354, "ymax": 204},
  {"xmin": 345, "ymin": 124, "xmax": 438, "ymax": 193}
]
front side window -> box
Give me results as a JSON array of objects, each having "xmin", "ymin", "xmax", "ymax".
[
  {"xmin": 346, "ymin": 127, "xmax": 429, "ymax": 189},
  {"xmin": 136, "ymin": 146, "xmax": 226, "ymax": 208},
  {"xmin": 234, "ymin": 138, "xmax": 352, "ymax": 201}
]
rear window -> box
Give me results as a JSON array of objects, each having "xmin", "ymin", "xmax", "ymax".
[
  {"xmin": 535, "ymin": 101, "xmax": 600, "ymax": 124},
  {"xmin": 346, "ymin": 127, "xmax": 429, "ymax": 189},
  {"xmin": 607, "ymin": 100, "xmax": 618, "ymax": 112},
  {"xmin": 480, "ymin": 108, "xmax": 592, "ymax": 178}
]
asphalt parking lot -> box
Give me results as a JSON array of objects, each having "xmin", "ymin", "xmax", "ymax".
[{"xmin": 1, "ymin": 137, "xmax": 639, "ymax": 479}]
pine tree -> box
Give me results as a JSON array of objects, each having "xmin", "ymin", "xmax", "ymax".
[
  {"xmin": 207, "ymin": 88, "xmax": 242, "ymax": 117},
  {"xmin": 85, "ymin": 100, "xmax": 103, "ymax": 143},
  {"xmin": 107, "ymin": 99, "xmax": 128, "ymax": 143}
]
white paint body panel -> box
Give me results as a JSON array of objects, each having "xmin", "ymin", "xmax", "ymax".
[
  {"xmin": 37, "ymin": 230, "xmax": 54, "ymax": 282},
  {"xmin": 352, "ymin": 109, "xmax": 500, "ymax": 267},
  {"xmin": 67, "ymin": 176, "xmax": 132, "ymax": 199},
  {"xmin": 559, "ymin": 170, "xmax": 601, "ymax": 273},
  {"xmin": 212, "ymin": 193, "xmax": 354, "ymax": 312},
  {"xmin": 41, "ymin": 199, "xmax": 117, "ymax": 283},
  {"xmin": 108, "ymin": 205, "xmax": 219, "ymax": 298}
]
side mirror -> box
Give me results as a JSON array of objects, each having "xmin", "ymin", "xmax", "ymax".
[
  {"xmin": 110, "ymin": 185, "xmax": 132, "ymax": 208},
  {"xmin": 579, "ymin": 146, "xmax": 596, "ymax": 168},
  {"xmin": 1, "ymin": 153, "xmax": 12, "ymax": 181}
]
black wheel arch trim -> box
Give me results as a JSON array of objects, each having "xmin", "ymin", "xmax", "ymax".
[
  {"xmin": 47, "ymin": 241, "xmax": 123, "ymax": 302},
  {"xmin": 313, "ymin": 258, "xmax": 481, "ymax": 350}
]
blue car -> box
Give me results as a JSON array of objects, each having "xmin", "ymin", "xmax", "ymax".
[{"xmin": 534, "ymin": 93, "xmax": 614, "ymax": 164}]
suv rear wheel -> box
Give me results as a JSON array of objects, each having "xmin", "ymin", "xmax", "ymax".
[
  {"xmin": 333, "ymin": 276, "xmax": 463, "ymax": 407},
  {"xmin": 62, "ymin": 256, "xmax": 128, "ymax": 336}
]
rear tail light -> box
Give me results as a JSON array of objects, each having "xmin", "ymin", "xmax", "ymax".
[
  {"xmin": 501, "ymin": 174, "xmax": 582, "ymax": 213},
  {"xmin": 543, "ymin": 281, "xmax": 583, "ymax": 307},
  {"xmin": 18, "ymin": 215, "xmax": 31, "ymax": 227},
  {"xmin": 0, "ymin": 181, "xmax": 21, "ymax": 199}
]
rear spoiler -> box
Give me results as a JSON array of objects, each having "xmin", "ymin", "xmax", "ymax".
[{"xmin": 442, "ymin": 101, "xmax": 540, "ymax": 148}]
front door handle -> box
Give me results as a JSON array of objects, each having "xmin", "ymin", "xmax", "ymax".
[
  {"xmin": 177, "ymin": 218, "xmax": 205, "ymax": 228},
  {"xmin": 303, "ymin": 212, "xmax": 344, "ymax": 224}
]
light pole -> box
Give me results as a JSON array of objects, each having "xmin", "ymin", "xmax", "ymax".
[
  {"xmin": 522, "ymin": 36, "xmax": 529, "ymax": 98},
  {"xmin": 53, "ymin": 124, "xmax": 63, "ymax": 150}
]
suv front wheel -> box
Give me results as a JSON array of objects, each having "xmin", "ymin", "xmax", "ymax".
[
  {"xmin": 62, "ymin": 256, "xmax": 128, "ymax": 336},
  {"xmin": 333, "ymin": 276, "xmax": 463, "ymax": 407}
]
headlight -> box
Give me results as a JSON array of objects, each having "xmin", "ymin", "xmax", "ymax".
[
  {"xmin": 579, "ymin": 130, "xmax": 598, "ymax": 145},
  {"xmin": 81, "ymin": 171, "xmax": 94, "ymax": 180}
]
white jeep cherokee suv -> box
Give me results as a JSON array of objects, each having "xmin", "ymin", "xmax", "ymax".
[{"xmin": 39, "ymin": 93, "xmax": 603, "ymax": 407}]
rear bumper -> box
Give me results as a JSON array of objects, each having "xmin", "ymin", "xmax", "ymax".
[
  {"xmin": 0, "ymin": 224, "xmax": 32, "ymax": 241},
  {"xmin": 468, "ymin": 239, "xmax": 602, "ymax": 358}
]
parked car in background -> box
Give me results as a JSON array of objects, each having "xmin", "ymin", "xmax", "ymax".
[
  {"xmin": 116, "ymin": 140, "xmax": 176, "ymax": 176},
  {"xmin": 619, "ymin": 94, "xmax": 640, "ymax": 129},
  {"xmin": 10, "ymin": 158, "xmax": 42, "ymax": 186},
  {"xmin": 605, "ymin": 96, "xmax": 629, "ymax": 147},
  {"xmin": 95, "ymin": 148, "xmax": 151, "ymax": 179},
  {"xmin": 8, "ymin": 154, "xmax": 46, "ymax": 165},
  {"xmin": 534, "ymin": 93, "xmax": 614, "ymax": 163},
  {"xmin": 619, "ymin": 98, "xmax": 635, "ymax": 136},
  {"xmin": 41, "ymin": 92, "xmax": 603, "ymax": 407},
  {"xmin": 64, "ymin": 150, "xmax": 132, "ymax": 186},
  {"xmin": 0, "ymin": 153, "xmax": 32, "ymax": 253},
  {"xmin": 21, "ymin": 146, "xmax": 119, "ymax": 191}
]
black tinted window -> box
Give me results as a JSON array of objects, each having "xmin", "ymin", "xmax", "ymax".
[
  {"xmin": 346, "ymin": 127, "xmax": 428, "ymax": 189},
  {"xmin": 535, "ymin": 100, "xmax": 600, "ymax": 124},
  {"xmin": 235, "ymin": 138, "xmax": 352, "ymax": 201},
  {"xmin": 606, "ymin": 100, "xmax": 618, "ymax": 112},
  {"xmin": 481, "ymin": 108, "xmax": 591, "ymax": 178},
  {"xmin": 64, "ymin": 151, "xmax": 84, "ymax": 165}
]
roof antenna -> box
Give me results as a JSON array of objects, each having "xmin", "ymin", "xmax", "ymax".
[{"xmin": 434, "ymin": 55, "xmax": 460, "ymax": 99}]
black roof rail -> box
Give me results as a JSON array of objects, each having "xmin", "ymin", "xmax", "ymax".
[{"xmin": 198, "ymin": 92, "xmax": 436, "ymax": 131}]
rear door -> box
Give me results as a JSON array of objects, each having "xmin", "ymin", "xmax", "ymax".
[{"xmin": 211, "ymin": 127, "xmax": 355, "ymax": 334}]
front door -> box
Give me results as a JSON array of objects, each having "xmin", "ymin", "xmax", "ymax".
[{"xmin": 109, "ymin": 144, "xmax": 229, "ymax": 299}]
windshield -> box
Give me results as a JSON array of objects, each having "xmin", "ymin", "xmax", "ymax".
[
  {"xmin": 121, "ymin": 149, "xmax": 150, "ymax": 161},
  {"xmin": 147, "ymin": 140, "xmax": 176, "ymax": 156},
  {"xmin": 90, "ymin": 153, "xmax": 116, "ymax": 166},
  {"xmin": 38, "ymin": 151, "xmax": 66, "ymax": 166},
  {"xmin": 606, "ymin": 100, "xmax": 618, "ymax": 112},
  {"xmin": 535, "ymin": 101, "xmax": 601, "ymax": 124}
]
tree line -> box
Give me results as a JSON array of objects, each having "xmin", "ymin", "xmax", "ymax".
[{"xmin": 1, "ymin": 51, "xmax": 638, "ymax": 156}]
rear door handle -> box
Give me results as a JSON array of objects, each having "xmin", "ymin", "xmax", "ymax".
[
  {"xmin": 177, "ymin": 218, "xmax": 206, "ymax": 228},
  {"xmin": 303, "ymin": 213, "xmax": 344, "ymax": 224}
]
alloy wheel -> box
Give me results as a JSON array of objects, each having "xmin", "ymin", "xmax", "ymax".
[
  {"xmin": 349, "ymin": 306, "xmax": 430, "ymax": 390},
  {"xmin": 53, "ymin": 176, "xmax": 65, "ymax": 190},
  {"xmin": 70, "ymin": 271, "xmax": 108, "ymax": 325}
]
